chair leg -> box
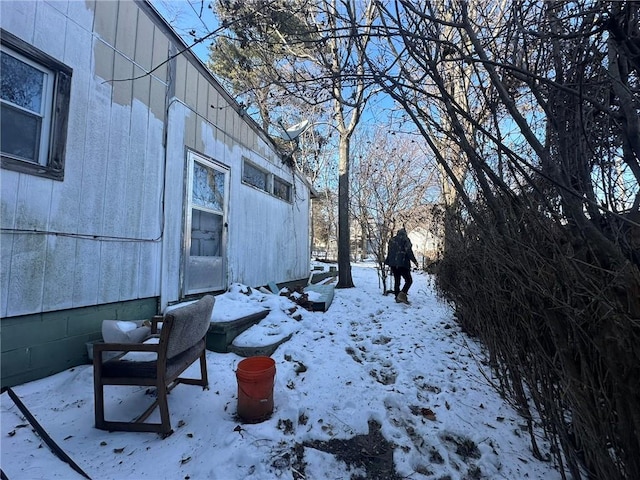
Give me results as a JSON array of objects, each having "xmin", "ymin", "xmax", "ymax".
[
  {"xmin": 94, "ymin": 385, "xmax": 105, "ymax": 429},
  {"xmin": 156, "ymin": 381, "xmax": 172, "ymax": 435},
  {"xmin": 199, "ymin": 350, "xmax": 209, "ymax": 389},
  {"xmin": 94, "ymin": 371, "xmax": 105, "ymax": 430}
]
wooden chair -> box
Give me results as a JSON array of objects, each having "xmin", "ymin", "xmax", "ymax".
[{"xmin": 93, "ymin": 295, "xmax": 214, "ymax": 437}]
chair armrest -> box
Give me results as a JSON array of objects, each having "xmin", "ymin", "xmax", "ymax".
[
  {"xmin": 94, "ymin": 342, "xmax": 160, "ymax": 352},
  {"xmin": 150, "ymin": 315, "xmax": 163, "ymax": 334},
  {"xmin": 93, "ymin": 341, "xmax": 160, "ymax": 365}
]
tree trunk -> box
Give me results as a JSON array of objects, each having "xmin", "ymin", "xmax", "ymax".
[{"xmin": 337, "ymin": 135, "xmax": 354, "ymax": 288}]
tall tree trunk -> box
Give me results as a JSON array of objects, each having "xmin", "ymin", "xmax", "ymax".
[{"xmin": 337, "ymin": 134, "xmax": 354, "ymax": 287}]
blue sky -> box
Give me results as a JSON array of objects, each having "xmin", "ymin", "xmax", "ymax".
[
  {"xmin": 150, "ymin": 0, "xmax": 218, "ymax": 63},
  {"xmin": 148, "ymin": 0, "xmax": 397, "ymax": 127}
]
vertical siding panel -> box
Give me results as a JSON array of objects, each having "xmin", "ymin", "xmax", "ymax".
[
  {"xmin": 98, "ymin": 241, "xmax": 120, "ymax": 304},
  {"xmin": 161, "ymin": 102, "xmax": 187, "ymax": 303},
  {"xmin": 6, "ymin": 234, "xmax": 46, "ymax": 316},
  {"xmin": 199, "ymin": 121, "xmax": 210, "ymax": 157},
  {"xmin": 42, "ymin": 235, "xmax": 76, "ymax": 310},
  {"xmin": 51, "ymin": 20, "xmax": 93, "ymax": 235},
  {"xmin": 94, "ymin": 38, "xmax": 115, "ymax": 82},
  {"xmin": 225, "ymin": 108, "xmax": 235, "ymax": 148},
  {"xmin": 174, "ymin": 55, "xmax": 187, "ymax": 102},
  {"xmin": 138, "ymin": 242, "xmax": 161, "ymax": 299},
  {"xmin": 140, "ymin": 101, "xmax": 163, "ymax": 298},
  {"xmin": 249, "ymin": 125, "xmax": 258, "ymax": 152},
  {"xmin": 208, "ymin": 87, "xmax": 217, "ymax": 155},
  {"xmin": 151, "ymin": 25, "xmax": 169, "ymax": 83},
  {"xmin": 0, "ymin": 233, "xmax": 13, "ymax": 317},
  {"xmin": 45, "ymin": 1, "xmax": 69, "ymax": 16},
  {"xmin": 186, "ymin": 111, "xmax": 197, "ymax": 150},
  {"xmin": 33, "ymin": 1, "xmax": 66, "ymax": 59},
  {"xmin": 132, "ymin": 65, "xmax": 151, "ymax": 106},
  {"xmin": 0, "ymin": 0, "xmax": 36, "ymax": 42},
  {"xmin": 112, "ymin": 51, "xmax": 133, "ymax": 106},
  {"xmin": 141, "ymin": 95, "xmax": 165, "ymax": 238},
  {"xmin": 115, "ymin": 0, "xmax": 137, "ymax": 60},
  {"xmin": 16, "ymin": 175, "xmax": 52, "ymax": 232},
  {"xmin": 241, "ymin": 122, "xmax": 250, "ymax": 152},
  {"xmin": 67, "ymin": 0, "xmax": 94, "ymax": 31},
  {"xmin": 103, "ymin": 53, "xmax": 132, "ymax": 238},
  {"xmin": 134, "ymin": 9, "xmax": 154, "ymax": 72},
  {"xmin": 217, "ymin": 129, "xmax": 228, "ymax": 165},
  {"xmin": 93, "ymin": 0, "xmax": 118, "ymax": 46},
  {"xmin": 185, "ymin": 63, "xmax": 198, "ymax": 109},
  {"xmin": 195, "ymin": 117, "xmax": 204, "ymax": 153},
  {"xmin": 119, "ymin": 242, "xmax": 140, "ymax": 300},
  {"xmin": 216, "ymin": 96, "xmax": 227, "ymax": 162},
  {"xmin": 72, "ymin": 239, "xmax": 100, "ymax": 306},
  {"xmin": 79, "ymin": 77, "xmax": 110, "ymax": 236},
  {"xmin": 213, "ymin": 89, "xmax": 223, "ymax": 127},
  {"xmin": 128, "ymin": 71, "xmax": 150, "ymax": 239},
  {"xmin": 0, "ymin": 170, "xmax": 18, "ymax": 317},
  {"xmin": 212, "ymin": 89, "xmax": 226, "ymax": 161},
  {"xmin": 0, "ymin": 171, "xmax": 19, "ymax": 229},
  {"xmin": 196, "ymin": 74, "xmax": 208, "ymax": 118},
  {"xmin": 149, "ymin": 76, "xmax": 166, "ymax": 121},
  {"xmin": 207, "ymin": 85, "xmax": 217, "ymax": 124},
  {"xmin": 184, "ymin": 65, "xmax": 197, "ymax": 147}
]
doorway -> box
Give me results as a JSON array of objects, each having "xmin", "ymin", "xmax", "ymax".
[{"xmin": 184, "ymin": 151, "xmax": 228, "ymax": 295}]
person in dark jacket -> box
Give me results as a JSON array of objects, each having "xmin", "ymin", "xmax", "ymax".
[{"xmin": 384, "ymin": 228, "xmax": 419, "ymax": 304}]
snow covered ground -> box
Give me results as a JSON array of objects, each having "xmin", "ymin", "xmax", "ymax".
[{"xmin": 1, "ymin": 263, "xmax": 563, "ymax": 480}]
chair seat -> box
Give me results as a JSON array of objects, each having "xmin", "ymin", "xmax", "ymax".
[{"xmin": 101, "ymin": 339, "xmax": 205, "ymax": 379}]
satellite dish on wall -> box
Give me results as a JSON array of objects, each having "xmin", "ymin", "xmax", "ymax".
[{"xmin": 282, "ymin": 119, "xmax": 310, "ymax": 141}]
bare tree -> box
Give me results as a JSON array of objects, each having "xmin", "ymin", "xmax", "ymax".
[
  {"xmin": 311, "ymin": 187, "xmax": 338, "ymax": 260},
  {"xmin": 350, "ymin": 129, "xmax": 439, "ymax": 293},
  {"xmin": 209, "ymin": 0, "xmax": 381, "ymax": 288},
  {"xmin": 360, "ymin": 1, "xmax": 640, "ymax": 478}
]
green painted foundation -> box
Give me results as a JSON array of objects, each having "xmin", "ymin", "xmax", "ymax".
[{"xmin": 1, "ymin": 298, "xmax": 158, "ymax": 389}]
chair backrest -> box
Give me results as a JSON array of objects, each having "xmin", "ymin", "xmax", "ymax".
[{"xmin": 163, "ymin": 295, "xmax": 215, "ymax": 359}]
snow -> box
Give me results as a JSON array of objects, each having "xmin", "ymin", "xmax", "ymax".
[{"xmin": 1, "ymin": 263, "xmax": 563, "ymax": 480}]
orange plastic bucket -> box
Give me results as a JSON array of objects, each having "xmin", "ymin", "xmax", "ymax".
[{"xmin": 236, "ymin": 356, "xmax": 276, "ymax": 423}]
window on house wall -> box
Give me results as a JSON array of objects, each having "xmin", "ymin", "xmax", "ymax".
[
  {"xmin": 242, "ymin": 158, "xmax": 293, "ymax": 202},
  {"xmin": 273, "ymin": 176, "xmax": 292, "ymax": 202},
  {"xmin": 242, "ymin": 160, "xmax": 269, "ymax": 192},
  {"xmin": 0, "ymin": 29, "xmax": 72, "ymax": 181}
]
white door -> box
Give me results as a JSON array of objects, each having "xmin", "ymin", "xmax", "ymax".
[{"xmin": 184, "ymin": 151, "xmax": 228, "ymax": 295}]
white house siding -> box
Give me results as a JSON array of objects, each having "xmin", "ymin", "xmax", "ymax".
[
  {"xmin": 1, "ymin": 0, "xmax": 311, "ymax": 319},
  {"xmin": 161, "ymin": 57, "xmax": 311, "ymax": 309},
  {"xmin": 1, "ymin": 0, "xmax": 164, "ymax": 318}
]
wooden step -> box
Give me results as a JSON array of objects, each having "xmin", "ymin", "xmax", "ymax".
[
  {"xmin": 303, "ymin": 283, "xmax": 335, "ymax": 312},
  {"xmin": 206, "ymin": 309, "xmax": 270, "ymax": 353},
  {"xmin": 228, "ymin": 332, "xmax": 293, "ymax": 358}
]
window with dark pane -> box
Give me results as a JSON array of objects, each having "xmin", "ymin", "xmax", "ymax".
[
  {"xmin": 273, "ymin": 176, "xmax": 292, "ymax": 202},
  {"xmin": 0, "ymin": 29, "xmax": 72, "ymax": 180}
]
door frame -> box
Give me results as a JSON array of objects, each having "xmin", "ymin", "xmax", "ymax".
[{"xmin": 182, "ymin": 150, "xmax": 229, "ymax": 297}]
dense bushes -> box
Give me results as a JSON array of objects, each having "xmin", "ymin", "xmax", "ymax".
[{"xmin": 434, "ymin": 202, "xmax": 640, "ymax": 479}]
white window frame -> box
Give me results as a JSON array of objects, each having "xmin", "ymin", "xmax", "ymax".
[{"xmin": 1, "ymin": 46, "xmax": 55, "ymax": 166}]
